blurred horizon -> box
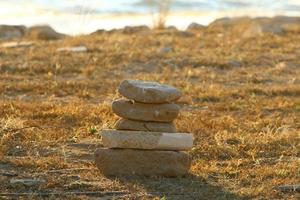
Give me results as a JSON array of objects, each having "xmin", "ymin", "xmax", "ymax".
[{"xmin": 1, "ymin": 0, "xmax": 300, "ymax": 35}]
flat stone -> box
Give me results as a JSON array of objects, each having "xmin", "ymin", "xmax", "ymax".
[
  {"xmin": 94, "ymin": 149, "xmax": 191, "ymax": 177},
  {"xmin": 57, "ymin": 46, "xmax": 88, "ymax": 52},
  {"xmin": 112, "ymin": 99, "xmax": 180, "ymax": 122},
  {"xmin": 115, "ymin": 119, "xmax": 177, "ymax": 132},
  {"xmin": 10, "ymin": 178, "xmax": 46, "ymax": 187},
  {"xmin": 101, "ymin": 129, "xmax": 193, "ymax": 150},
  {"xmin": 1, "ymin": 41, "xmax": 34, "ymax": 48},
  {"xmin": 118, "ymin": 80, "xmax": 182, "ymax": 103}
]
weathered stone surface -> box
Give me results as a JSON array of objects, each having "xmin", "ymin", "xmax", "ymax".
[
  {"xmin": 10, "ymin": 178, "xmax": 46, "ymax": 187},
  {"xmin": 101, "ymin": 129, "xmax": 193, "ymax": 150},
  {"xmin": 118, "ymin": 80, "xmax": 181, "ymax": 103},
  {"xmin": 122, "ymin": 25, "xmax": 150, "ymax": 34},
  {"xmin": 112, "ymin": 99, "xmax": 180, "ymax": 122},
  {"xmin": 186, "ymin": 22, "xmax": 206, "ymax": 32},
  {"xmin": 26, "ymin": 25, "xmax": 66, "ymax": 40},
  {"xmin": 208, "ymin": 16, "xmax": 300, "ymax": 37},
  {"xmin": 0, "ymin": 25, "xmax": 26, "ymax": 40},
  {"xmin": 94, "ymin": 149, "xmax": 191, "ymax": 177},
  {"xmin": 115, "ymin": 119, "xmax": 177, "ymax": 132}
]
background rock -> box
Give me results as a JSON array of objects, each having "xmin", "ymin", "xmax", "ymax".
[
  {"xmin": 26, "ymin": 25, "xmax": 66, "ymax": 40},
  {"xmin": 0, "ymin": 25, "xmax": 26, "ymax": 40},
  {"xmin": 207, "ymin": 16, "xmax": 300, "ymax": 37},
  {"xmin": 186, "ymin": 22, "xmax": 206, "ymax": 32}
]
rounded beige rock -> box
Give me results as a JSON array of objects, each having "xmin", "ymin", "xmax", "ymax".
[
  {"xmin": 115, "ymin": 119, "xmax": 177, "ymax": 132},
  {"xmin": 118, "ymin": 80, "xmax": 182, "ymax": 103},
  {"xmin": 112, "ymin": 99, "xmax": 180, "ymax": 122}
]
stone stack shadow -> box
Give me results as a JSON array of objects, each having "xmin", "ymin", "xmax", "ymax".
[{"xmin": 95, "ymin": 80, "xmax": 194, "ymax": 177}]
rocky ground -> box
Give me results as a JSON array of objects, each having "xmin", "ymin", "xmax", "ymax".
[{"xmin": 0, "ymin": 17, "xmax": 300, "ymax": 199}]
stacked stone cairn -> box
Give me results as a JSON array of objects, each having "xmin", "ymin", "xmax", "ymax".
[{"xmin": 95, "ymin": 80, "xmax": 194, "ymax": 177}]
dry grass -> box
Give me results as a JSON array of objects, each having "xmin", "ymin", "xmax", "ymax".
[
  {"xmin": 146, "ymin": 0, "xmax": 173, "ymax": 29},
  {"xmin": 0, "ymin": 28, "xmax": 299, "ymax": 199}
]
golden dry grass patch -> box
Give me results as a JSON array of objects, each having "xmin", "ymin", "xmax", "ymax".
[{"xmin": 0, "ymin": 28, "xmax": 299, "ymax": 199}]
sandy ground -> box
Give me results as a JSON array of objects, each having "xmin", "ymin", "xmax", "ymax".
[{"xmin": 0, "ymin": 27, "xmax": 299, "ymax": 199}]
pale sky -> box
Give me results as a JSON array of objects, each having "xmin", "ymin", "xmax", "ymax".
[{"xmin": 0, "ymin": 0, "xmax": 299, "ymax": 35}]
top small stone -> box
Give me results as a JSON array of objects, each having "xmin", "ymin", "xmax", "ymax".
[{"xmin": 118, "ymin": 80, "xmax": 182, "ymax": 103}]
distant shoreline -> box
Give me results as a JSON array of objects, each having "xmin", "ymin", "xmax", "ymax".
[
  {"xmin": 1, "ymin": 9, "xmax": 300, "ymax": 35},
  {"xmin": 1, "ymin": 15, "xmax": 300, "ymax": 42}
]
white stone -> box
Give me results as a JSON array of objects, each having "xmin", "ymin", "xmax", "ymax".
[
  {"xmin": 1, "ymin": 41, "xmax": 34, "ymax": 48},
  {"xmin": 57, "ymin": 46, "xmax": 88, "ymax": 52},
  {"xmin": 101, "ymin": 129, "xmax": 193, "ymax": 151}
]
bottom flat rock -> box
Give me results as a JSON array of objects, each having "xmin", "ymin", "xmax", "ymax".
[{"xmin": 94, "ymin": 149, "xmax": 191, "ymax": 177}]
